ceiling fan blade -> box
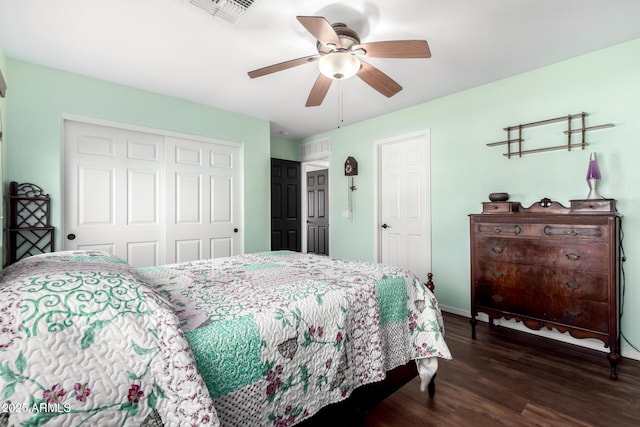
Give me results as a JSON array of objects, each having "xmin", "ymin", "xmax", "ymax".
[
  {"xmin": 306, "ymin": 74, "xmax": 333, "ymax": 107},
  {"xmin": 297, "ymin": 16, "xmax": 340, "ymax": 47},
  {"xmin": 357, "ymin": 40, "xmax": 431, "ymax": 58},
  {"xmin": 357, "ymin": 60, "xmax": 402, "ymax": 97},
  {"xmin": 248, "ymin": 54, "xmax": 319, "ymax": 79}
]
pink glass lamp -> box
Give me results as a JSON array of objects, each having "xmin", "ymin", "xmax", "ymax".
[{"xmin": 586, "ymin": 152, "xmax": 602, "ymax": 199}]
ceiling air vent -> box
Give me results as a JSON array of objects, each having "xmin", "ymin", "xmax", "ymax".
[{"xmin": 190, "ymin": 0, "xmax": 256, "ymax": 24}]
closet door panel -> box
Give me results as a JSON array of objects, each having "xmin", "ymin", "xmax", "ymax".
[
  {"xmin": 64, "ymin": 120, "xmax": 163, "ymax": 267},
  {"xmin": 165, "ymin": 136, "xmax": 241, "ymax": 263}
]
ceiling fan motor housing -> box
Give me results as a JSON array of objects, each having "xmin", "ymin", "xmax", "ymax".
[{"xmin": 316, "ymin": 23, "xmax": 361, "ymax": 54}]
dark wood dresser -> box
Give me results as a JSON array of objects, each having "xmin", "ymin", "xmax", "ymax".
[{"xmin": 469, "ymin": 198, "xmax": 621, "ymax": 379}]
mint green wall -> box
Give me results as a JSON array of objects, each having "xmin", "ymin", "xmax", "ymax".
[
  {"xmin": 270, "ymin": 135, "xmax": 300, "ymax": 161},
  {"xmin": 305, "ymin": 39, "xmax": 640, "ymax": 354},
  {"xmin": 4, "ymin": 59, "xmax": 271, "ymax": 254}
]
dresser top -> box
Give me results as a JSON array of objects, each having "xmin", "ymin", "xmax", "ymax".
[{"xmin": 474, "ymin": 198, "xmax": 617, "ymax": 216}]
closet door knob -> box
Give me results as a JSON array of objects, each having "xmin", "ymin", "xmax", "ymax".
[{"xmin": 67, "ymin": 233, "xmax": 76, "ymax": 240}]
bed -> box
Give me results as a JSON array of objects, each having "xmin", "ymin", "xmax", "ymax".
[{"xmin": 0, "ymin": 250, "xmax": 451, "ymax": 426}]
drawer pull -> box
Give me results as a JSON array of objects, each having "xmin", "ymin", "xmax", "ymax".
[
  {"xmin": 565, "ymin": 281, "xmax": 581, "ymax": 290},
  {"xmin": 491, "ymin": 246, "xmax": 503, "ymax": 254},
  {"xmin": 493, "ymin": 271, "xmax": 504, "ymax": 279},
  {"xmin": 565, "ymin": 253, "xmax": 581, "ymax": 261},
  {"xmin": 566, "ymin": 309, "xmax": 583, "ymax": 318},
  {"xmin": 492, "ymin": 294, "xmax": 504, "ymax": 303},
  {"xmin": 544, "ymin": 226, "xmax": 602, "ymax": 237},
  {"xmin": 477, "ymin": 224, "xmax": 522, "ymax": 235}
]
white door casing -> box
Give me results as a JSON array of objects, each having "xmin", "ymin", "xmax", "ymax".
[
  {"xmin": 299, "ymin": 138, "xmax": 330, "ymax": 255},
  {"xmin": 376, "ymin": 131, "xmax": 431, "ymax": 282},
  {"xmin": 63, "ymin": 118, "xmax": 242, "ymax": 267}
]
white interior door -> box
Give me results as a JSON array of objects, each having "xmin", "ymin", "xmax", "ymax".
[
  {"xmin": 377, "ymin": 131, "xmax": 431, "ymax": 282},
  {"xmin": 64, "ymin": 120, "xmax": 164, "ymax": 267},
  {"xmin": 64, "ymin": 119, "xmax": 242, "ymax": 267},
  {"xmin": 165, "ymin": 136, "xmax": 242, "ymax": 263}
]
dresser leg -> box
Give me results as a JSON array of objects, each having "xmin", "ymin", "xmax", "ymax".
[
  {"xmin": 608, "ymin": 351, "xmax": 621, "ymax": 380},
  {"xmin": 470, "ymin": 317, "xmax": 477, "ymax": 340}
]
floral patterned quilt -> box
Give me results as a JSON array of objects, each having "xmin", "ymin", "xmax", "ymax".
[
  {"xmin": 138, "ymin": 251, "xmax": 451, "ymax": 427},
  {"xmin": 0, "ymin": 251, "xmax": 216, "ymax": 427}
]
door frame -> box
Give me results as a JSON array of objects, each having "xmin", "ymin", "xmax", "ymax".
[
  {"xmin": 301, "ymin": 159, "xmax": 330, "ymax": 254},
  {"xmin": 61, "ymin": 113, "xmax": 245, "ymax": 258},
  {"xmin": 373, "ymin": 129, "xmax": 431, "ymax": 269}
]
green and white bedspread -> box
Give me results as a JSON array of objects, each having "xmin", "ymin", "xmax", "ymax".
[
  {"xmin": 138, "ymin": 251, "xmax": 451, "ymax": 427},
  {"xmin": 0, "ymin": 251, "xmax": 216, "ymax": 427}
]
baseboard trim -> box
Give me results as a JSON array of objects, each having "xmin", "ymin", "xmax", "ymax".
[{"xmin": 440, "ymin": 305, "xmax": 640, "ymax": 362}]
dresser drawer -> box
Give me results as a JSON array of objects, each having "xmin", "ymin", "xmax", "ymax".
[
  {"xmin": 474, "ymin": 284, "xmax": 609, "ymax": 332},
  {"xmin": 473, "ymin": 261, "xmax": 609, "ymax": 302},
  {"xmin": 474, "ymin": 221, "xmax": 609, "ymax": 241},
  {"xmin": 545, "ymin": 298, "xmax": 609, "ymax": 333},
  {"xmin": 474, "ymin": 237, "xmax": 608, "ymax": 272}
]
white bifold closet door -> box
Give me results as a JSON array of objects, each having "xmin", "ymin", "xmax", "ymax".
[{"xmin": 64, "ymin": 119, "xmax": 242, "ymax": 268}]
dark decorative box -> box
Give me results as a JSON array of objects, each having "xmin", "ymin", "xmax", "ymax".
[
  {"xmin": 570, "ymin": 199, "xmax": 616, "ymax": 214},
  {"xmin": 482, "ymin": 201, "xmax": 521, "ymax": 214}
]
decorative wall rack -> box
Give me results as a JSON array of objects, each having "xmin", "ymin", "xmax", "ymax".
[{"xmin": 487, "ymin": 112, "xmax": 614, "ymax": 158}]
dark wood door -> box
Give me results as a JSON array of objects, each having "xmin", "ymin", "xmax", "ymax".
[
  {"xmin": 271, "ymin": 158, "xmax": 301, "ymax": 251},
  {"xmin": 306, "ymin": 169, "xmax": 329, "ymax": 255}
]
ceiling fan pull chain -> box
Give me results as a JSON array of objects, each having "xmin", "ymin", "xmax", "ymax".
[{"xmin": 338, "ymin": 80, "xmax": 344, "ymax": 129}]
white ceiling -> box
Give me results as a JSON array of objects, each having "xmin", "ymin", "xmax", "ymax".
[{"xmin": 1, "ymin": 0, "xmax": 639, "ymax": 140}]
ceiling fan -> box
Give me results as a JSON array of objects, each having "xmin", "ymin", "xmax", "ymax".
[{"xmin": 248, "ymin": 16, "xmax": 431, "ymax": 107}]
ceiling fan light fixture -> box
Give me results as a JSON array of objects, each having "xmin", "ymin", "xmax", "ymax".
[{"xmin": 318, "ymin": 52, "xmax": 361, "ymax": 80}]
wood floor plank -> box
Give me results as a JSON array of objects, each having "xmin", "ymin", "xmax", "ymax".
[
  {"xmin": 520, "ymin": 403, "xmax": 593, "ymax": 426},
  {"xmin": 362, "ymin": 312, "xmax": 640, "ymax": 426}
]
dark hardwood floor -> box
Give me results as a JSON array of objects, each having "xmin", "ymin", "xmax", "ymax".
[{"xmin": 362, "ymin": 312, "xmax": 640, "ymax": 426}]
